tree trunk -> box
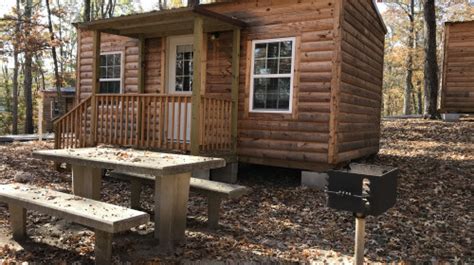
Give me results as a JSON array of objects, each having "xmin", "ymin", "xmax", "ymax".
[
  {"xmin": 188, "ymin": 0, "xmax": 199, "ymax": 7},
  {"xmin": 403, "ymin": 0, "xmax": 415, "ymax": 115},
  {"xmin": 56, "ymin": 0, "xmax": 65, "ymax": 79},
  {"xmin": 417, "ymin": 84, "xmax": 423, "ymax": 114},
  {"xmin": 423, "ymin": 0, "xmax": 439, "ymax": 119},
  {"xmin": 11, "ymin": 0, "xmax": 20, "ymax": 135},
  {"xmin": 23, "ymin": 0, "xmax": 34, "ymax": 134},
  {"xmin": 45, "ymin": 0, "xmax": 63, "ymax": 118},
  {"xmin": 84, "ymin": 0, "xmax": 91, "ymax": 22}
]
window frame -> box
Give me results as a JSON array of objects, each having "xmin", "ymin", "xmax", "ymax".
[
  {"xmin": 167, "ymin": 35, "xmax": 194, "ymax": 95},
  {"xmin": 249, "ymin": 37, "xmax": 296, "ymax": 114},
  {"xmin": 99, "ymin": 51, "xmax": 124, "ymax": 94}
]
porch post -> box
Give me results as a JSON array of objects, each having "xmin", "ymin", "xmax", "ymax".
[
  {"xmin": 89, "ymin": 30, "xmax": 101, "ymax": 146},
  {"xmin": 231, "ymin": 28, "xmax": 240, "ymax": 153},
  {"xmin": 191, "ymin": 16, "xmax": 204, "ymax": 155},
  {"xmin": 137, "ymin": 35, "xmax": 146, "ymax": 146}
]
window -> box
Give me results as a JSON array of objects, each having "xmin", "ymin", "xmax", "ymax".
[
  {"xmin": 168, "ymin": 35, "xmax": 194, "ymax": 94},
  {"xmin": 99, "ymin": 53, "xmax": 122, "ymax": 93},
  {"xmin": 250, "ymin": 38, "xmax": 295, "ymax": 113}
]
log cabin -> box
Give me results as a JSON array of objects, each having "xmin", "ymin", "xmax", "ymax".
[
  {"xmin": 440, "ymin": 20, "xmax": 474, "ymax": 114},
  {"xmin": 39, "ymin": 87, "xmax": 75, "ymax": 133},
  {"xmin": 56, "ymin": 0, "xmax": 386, "ymax": 182}
]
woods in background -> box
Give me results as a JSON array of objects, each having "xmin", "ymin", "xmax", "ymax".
[
  {"xmin": 0, "ymin": 0, "xmax": 473, "ymax": 135},
  {"xmin": 382, "ymin": 0, "xmax": 473, "ymax": 117},
  {"xmin": 0, "ymin": 0, "xmax": 138, "ymax": 135}
]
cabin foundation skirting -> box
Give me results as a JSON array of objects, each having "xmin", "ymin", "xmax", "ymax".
[
  {"xmin": 211, "ymin": 162, "xmax": 238, "ymax": 184},
  {"xmin": 441, "ymin": 113, "xmax": 460, "ymax": 122},
  {"xmin": 301, "ymin": 171, "xmax": 328, "ymax": 190}
]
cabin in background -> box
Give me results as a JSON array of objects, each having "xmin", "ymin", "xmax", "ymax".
[
  {"xmin": 440, "ymin": 20, "xmax": 474, "ymax": 115},
  {"xmin": 39, "ymin": 87, "xmax": 75, "ymax": 133},
  {"xmin": 57, "ymin": 0, "xmax": 386, "ymax": 183}
]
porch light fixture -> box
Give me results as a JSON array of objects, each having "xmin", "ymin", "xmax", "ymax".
[{"xmin": 210, "ymin": 32, "xmax": 220, "ymax": 40}]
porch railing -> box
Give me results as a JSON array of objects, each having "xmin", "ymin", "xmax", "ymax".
[
  {"xmin": 54, "ymin": 95, "xmax": 92, "ymax": 149},
  {"xmin": 54, "ymin": 94, "xmax": 232, "ymax": 154}
]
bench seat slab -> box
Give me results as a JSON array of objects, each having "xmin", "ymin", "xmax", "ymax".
[{"xmin": 0, "ymin": 184, "xmax": 149, "ymax": 234}]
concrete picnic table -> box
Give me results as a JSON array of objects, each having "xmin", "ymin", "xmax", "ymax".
[{"xmin": 32, "ymin": 147, "xmax": 226, "ymax": 250}]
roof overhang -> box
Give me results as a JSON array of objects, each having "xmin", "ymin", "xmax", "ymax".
[
  {"xmin": 75, "ymin": 6, "xmax": 247, "ymax": 38},
  {"xmin": 372, "ymin": 0, "xmax": 388, "ymax": 34}
]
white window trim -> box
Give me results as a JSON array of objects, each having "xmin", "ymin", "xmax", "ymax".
[
  {"xmin": 249, "ymin": 37, "xmax": 296, "ymax": 114},
  {"xmin": 99, "ymin": 51, "xmax": 124, "ymax": 94},
  {"xmin": 167, "ymin": 35, "xmax": 194, "ymax": 95}
]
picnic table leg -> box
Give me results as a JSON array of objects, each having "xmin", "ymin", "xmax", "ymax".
[
  {"xmin": 10, "ymin": 204, "xmax": 26, "ymax": 241},
  {"xmin": 207, "ymin": 194, "xmax": 222, "ymax": 229},
  {"xmin": 72, "ymin": 165, "xmax": 102, "ymax": 200},
  {"xmin": 95, "ymin": 230, "xmax": 113, "ymax": 265},
  {"xmin": 130, "ymin": 179, "xmax": 142, "ymax": 209},
  {"xmin": 155, "ymin": 172, "xmax": 191, "ymax": 251}
]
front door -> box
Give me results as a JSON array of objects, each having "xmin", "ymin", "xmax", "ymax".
[{"xmin": 167, "ymin": 35, "xmax": 193, "ymax": 143}]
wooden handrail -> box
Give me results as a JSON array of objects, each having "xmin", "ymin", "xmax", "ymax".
[
  {"xmin": 53, "ymin": 95, "xmax": 93, "ymax": 126},
  {"xmin": 55, "ymin": 94, "xmax": 233, "ymax": 154},
  {"xmin": 54, "ymin": 95, "xmax": 93, "ymax": 149}
]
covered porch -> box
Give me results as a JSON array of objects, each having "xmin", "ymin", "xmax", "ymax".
[{"xmin": 55, "ymin": 6, "xmax": 245, "ymax": 156}]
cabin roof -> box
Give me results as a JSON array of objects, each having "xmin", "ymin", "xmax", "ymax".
[
  {"xmin": 371, "ymin": 0, "xmax": 388, "ymax": 34},
  {"xmin": 41, "ymin": 87, "xmax": 75, "ymax": 96},
  {"xmin": 76, "ymin": 1, "xmax": 387, "ymax": 36},
  {"xmin": 445, "ymin": 20, "xmax": 474, "ymax": 25},
  {"xmin": 75, "ymin": 6, "xmax": 247, "ymax": 38}
]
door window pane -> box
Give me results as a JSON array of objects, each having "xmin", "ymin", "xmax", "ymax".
[{"xmin": 175, "ymin": 44, "xmax": 193, "ymax": 92}]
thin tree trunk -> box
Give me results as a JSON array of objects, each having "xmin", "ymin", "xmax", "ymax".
[
  {"xmin": 45, "ymin": 0, "xmax": 63, "ymax": 118},
  {"xmin": 403, "ymin": 0, "xmax": 415, "ymax": 115},
  {"xmin": 158, "ymin": 0, "xmax": 167, "ymax": 10},
  {"xmin": 84, "ymin": 0, "xmax": 91, "ymax": 22},
  {"xmin": 56, "ymin": 0, "xmax": 64, "ymax": 79},
  {"xmin": 188, "ymin": 0, "xmax": 199, "ymax": 7},
  {"xmin": 11, "ymin": 0, "xmax": 20, "ymax": 134},
  {"xmin": 417, "ymin": 84, "xmax": 423, "ymax": 114},
  {"xmin": 423, "ymin": 0, "xmax": 439, "ymax": 119},
  {"xmin": 23, "ymin": 0, "xmax": 34, "ymax": 134}
]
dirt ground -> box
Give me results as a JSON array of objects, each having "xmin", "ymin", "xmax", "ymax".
[{"xmin": 0, "ymin": 119, "xmax": 472, "ymax": 264}]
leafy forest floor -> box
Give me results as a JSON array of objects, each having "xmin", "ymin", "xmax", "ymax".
[{"xmin": 0, "ymin": 119, "xmax": 472, "ymax": 264}]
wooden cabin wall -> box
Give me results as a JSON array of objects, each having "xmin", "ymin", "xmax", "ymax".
[
  {"xmin": 208, "ymin": 0, "xmax": 337, "ymax": 170},
  {"xmin": 205, "ymin": 31, "xmax": 233, "ymax": 99},
  {"xmin": 440, "ymin": 21, "xmax": 474, "ymax": 113},
  {"xmin": 77, "ymin": 29, "xmax": 163, "ymax": 100},
  {"xmin": 333, "ymin": 0, "xmax": 385, "ymax": 164}
]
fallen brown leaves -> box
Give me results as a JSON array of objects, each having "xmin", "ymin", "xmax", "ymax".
[{"xmin": 0, "ymin": 119, "xmax": 472, "ymax": 264}]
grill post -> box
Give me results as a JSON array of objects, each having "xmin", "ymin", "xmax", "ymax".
[{"xmin": 354, "ymin": 216, "xmax": 366, "ymax": 265}]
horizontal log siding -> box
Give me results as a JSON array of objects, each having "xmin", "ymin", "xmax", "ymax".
[
  {"xmin": 209, "ymin": 0, "xmax": 336, "ymax": 168},
  {"xmin": 206, "ymin": 31, "xmax": 233, "ymax": 99},
  {"xmin": 77, "ymin": 30, "xmax": 163, "ymax": 100},
  {"xmin": 144, "ymin": 38, "xmax": 163, "ymax": 94},
  {"xmin": 335, "ymin": 0, "xmax": 385, "ymax": 163},
  {"xmin": 440, "ymin": 21, "xmax": 474, "ymax": 113}
]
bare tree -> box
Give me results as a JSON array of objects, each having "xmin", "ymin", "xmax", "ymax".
[
  {"xmin": 45, "ymin": 0, "xmax": 63, "ymax": 118},
  {"xmin": 395, "ymin": 0, "xmax": 416, "ymax": 115},
  {"xmin": 188, "ymin": 0, "xmax": 199, "ymax": 7},
  {"xmin": 84, "ymin": 0, "xmax": 91, "ymax": 21},
  {"xmin": 11, "ymin": 0, "xmax": 20, "ymax": 134},
  {"xmin": 23, "ymin": 0, "xmax": 34, "ymax": 134},
  {"xmin": 423, "ymin": 0, "xmax": 439, "ymax": 119}
]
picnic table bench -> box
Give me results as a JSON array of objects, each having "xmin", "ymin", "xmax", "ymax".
[
  {"xmin": 32, "ymin": 147, "xmax": 226, "ymax": 250},
  {"xmin": 0, "ymin": 184, "xmax": 149, "ymax": 265},
  {"xmin": 109, "ymin": 170, "xmax": 250, "ymax": 228}
]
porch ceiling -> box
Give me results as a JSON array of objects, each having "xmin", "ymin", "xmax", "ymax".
[{"xmin": 76, "ymin": 6, "xmax": 247, "ymax": 38}]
